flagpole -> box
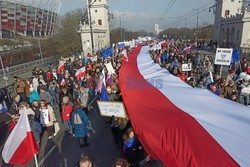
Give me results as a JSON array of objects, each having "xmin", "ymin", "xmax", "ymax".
[
  {"xmin": 239, "ymin": 60, "xmax": 242, "ymax": 72},
  {"xmin": 219, "ymin": 65, "xmax": 223, "ymax": 78},
  {"xmin": 34, "ymin": 154, "xmax": 39, "ymax": 167}
]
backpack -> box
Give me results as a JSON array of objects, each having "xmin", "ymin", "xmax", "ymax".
[{"xmin": 74, "ymin": 113, "xmax": 82, "ymax": 125}]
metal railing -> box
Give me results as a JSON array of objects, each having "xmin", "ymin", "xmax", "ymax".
[{"xmin": 0, "ymin": 56, "xmax": 58, "ymax": 78}]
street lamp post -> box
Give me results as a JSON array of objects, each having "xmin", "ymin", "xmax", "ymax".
[
  {"xmin": 192, "ymin": 9, "xmax": 199, "ymax": 41},
  {"xmin": 88, "ymin": 0, "xmax": 96, "ymax": 53},
  {"xmin": 184, "ymin": 18, "xmax": 187, "ymax": 40},
  {"xmin": 119, "ymin": 14, "xmax": 126, "ymax": 42}
]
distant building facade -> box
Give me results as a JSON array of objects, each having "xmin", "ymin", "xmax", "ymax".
[
  {"xmin": 154, "ymin": 24, "xmax": 163, "ymax": 36},
  {"xmin": 213, "ymin": 0, "xmax": 250, "ymax": 53},
  {"xmin": 79, "ymin": 0, "xmax": 110, "ymax": 56},
  {"xmin": 0, "ymin": 0, "xmax": 61, "ymax": 38}
]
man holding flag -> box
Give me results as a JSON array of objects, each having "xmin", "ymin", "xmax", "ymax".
[{"xmin": 2, "ymin": 108, "xmax": 39, "ymax": 166}]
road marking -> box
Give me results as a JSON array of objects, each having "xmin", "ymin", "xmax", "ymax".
[{"xmin": 38, "ymin": 145, "xmax": 57, "ymax": 167}]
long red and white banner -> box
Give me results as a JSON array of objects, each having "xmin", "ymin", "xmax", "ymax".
[{"xmin": 119, "ymin": 46, "xmax": 250, "ymax": 167}]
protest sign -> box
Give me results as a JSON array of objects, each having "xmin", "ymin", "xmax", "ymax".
[
  {"xmin": 40, "ymin": 109, "xmax": 49, "ymax": 125},
  {"xmin": 105, "ymin": 62, "xmax": 115, "ymax": 74},
  {"xmin": 97, "ymin": 101, "xmax": 127, "ymax": 118},
  {"xmin": 215, "ymin": 48, "xmax": 233, "ymax": 66},
  {"xmin": 182, "ymin": 63, "xmax": 192, "ymax": 72},
  {"xmin": 91, "ymin": 56, "xmax": 97, "ymax": 62}
]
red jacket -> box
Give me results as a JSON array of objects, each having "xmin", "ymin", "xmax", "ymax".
[
  {"xmin": 61, "ymin": 103, "xmax": 73, "ymax": 121},
  {"xmin": 177, "ymin": 74, "xmax": 187, "ymax": 82},
  {"xmin": 47, "ymin": 71, "xmax": 53, "ymax": 82}
]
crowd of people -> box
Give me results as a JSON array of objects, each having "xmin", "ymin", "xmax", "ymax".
[
  {"xmin": 150, "ymin": 42, "xmax": 250, "ymax": 106},
  {"xmin": 0, "ymin": 39, "xmax": 249, "ymax": 167},
  {"xmin": 0, "ymin": 45, "xmax": 163, "ymax": 167}
]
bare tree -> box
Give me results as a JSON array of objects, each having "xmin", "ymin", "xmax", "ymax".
[{"xmin": 46, "ymin": 8, "xmax": 87, "ymax": 58}]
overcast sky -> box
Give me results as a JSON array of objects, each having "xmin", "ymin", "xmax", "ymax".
[{"xmin": 60, "ymin": 0, "xmax": 215, "ymax": 32}]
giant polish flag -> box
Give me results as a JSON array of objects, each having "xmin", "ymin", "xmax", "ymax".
[
  {"xmin": 2, "ymin": 110, "xmax": 39, "ymax": 165},
  {"xmin": 119, "ymin": 45, "xmax": 250, "ymax": 167}
]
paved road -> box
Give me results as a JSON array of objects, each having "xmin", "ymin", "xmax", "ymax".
[
  {"xmin": 39, "ymin": 99, "xmax": 124, "ymax": 167},
  {"xmin": 1, "ymin": 97, "xmax": 124, "ymax": 167}
]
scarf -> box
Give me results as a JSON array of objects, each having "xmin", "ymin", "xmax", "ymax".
[{"xmin": 124, "ymin": 137, "xmax": 135, "ymax": 149}]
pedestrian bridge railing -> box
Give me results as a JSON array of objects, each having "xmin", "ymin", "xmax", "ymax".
[{"xmin": 0, "ymin": 56, "xmax": 58, "ymax": 79}]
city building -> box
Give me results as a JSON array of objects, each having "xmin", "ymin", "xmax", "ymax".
[
  {"xmin": 154, "ymin": 24, "xmax": 163, "ymax": 36},
  {"xmin": 213, "ymin": 0, "xmax": 250, "ymax": 53},
  {"xmin": 79, "ymin": 0, "xmax": 111, "ymax": 56},
  {"xmin": 0, "ymin": 0, "xmax": 61, "ymax": 38}
]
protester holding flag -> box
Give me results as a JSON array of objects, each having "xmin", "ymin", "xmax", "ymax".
[{"xmin": 2, "ymin": 107, "xmax": 39, "ymax": 166}]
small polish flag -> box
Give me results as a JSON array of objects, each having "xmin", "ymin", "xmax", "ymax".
[
  {"xmin": 2, "ymin": 110, "xmax": 39, "ymax": 165},
  {"xmin": 106, "ymin": 74, "xmax": 113, "ymax": 86},
  {"xmin": 61, "ymin": 79, "xmax": 67, "ymax": 86},
  {"xmin": 183, "ymin": 46, "xmax": 192, "ymax": 53},
  {"xmin": 158, "ymin": 51, "xmax": 162, "ymax": 64},
  {"xmin": 75, "ymin": 67, "xmax": 86, "ymax": 80},
  {"xmin": 96, "ymin": 69, "xmax": 106, "ymax": 95},
  {"xmin": 57, "ymin": 61, "xmax": 65, "ymax": 74}
]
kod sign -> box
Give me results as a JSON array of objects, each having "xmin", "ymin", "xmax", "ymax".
[{"xmin": 215, "ymin": 48, "xmax": 233, "ymax": 66}]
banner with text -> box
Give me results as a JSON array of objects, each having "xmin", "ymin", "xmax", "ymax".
[
  {"xmin": 97, "ymin": 101, "xmax": 127, "ymax": 118},
  {"xmin": 215, "ymin": 48, "xmax": 233, "ymax": 66}
]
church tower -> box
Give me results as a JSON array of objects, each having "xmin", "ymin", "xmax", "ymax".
[{"xmin": 79, "ymin": 0, "xmax": 111, "ymax": 56}]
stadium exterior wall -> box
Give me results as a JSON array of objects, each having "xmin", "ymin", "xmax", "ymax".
[{"xmin": 0, "ymin": 0, "xmax": 61, "ymax": 38}]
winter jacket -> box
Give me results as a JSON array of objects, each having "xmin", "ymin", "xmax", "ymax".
[
  {"xmin": 71, "ymin": 109, "xmax": 89, "ymax": 138},
  {"xmin": 61, "ymin": 103, "xmax": 73, "ymax": 121},
  {"xmin": 72, "ymin": 88, "xmax": 80, "ymax": 101},
  {"xmin": 9, "ymin": 101, "xmax": 20, "ymax": 115},
  {"xmin": 15, "ymin": 80, "xmax": 25, "ymax": 93},
  {"xmin": 40, "ymin": 91, "xmax": 52, "ymax": 103},
  {"xmin": 40, "ymin": 105, "xmax": 55, "ymax": 127},
  {"xmin": 30, "ymin": 119, "xmax": 42, "ymax": 143},
  {"xmin": 32, "ymin": 78, "xmax": 39, "ymax": 91},
  {"xmin": 78, "ymin": 91, "xmax": 89, "ymax": 108},
  {"xmin": 25, "ymin": 82, "xmax": 31, "ymax": 97},
  {"xmin": 240, "ymin": 81, "xmax": 250, "ymax": 96},
  {"xmin": 224, "ymin": 85, "xmax": 238, "ymax": 99},
  {"xmin": 29, "ymin": 90, "xmax": 40, "ymax": 104},
  {"xmin": 123, "ymin": 137, "xmax": 143, "ymax": 165},
  {"xmin": 225, "ymin": 75, "xmax": 234, "ymax": 86}
]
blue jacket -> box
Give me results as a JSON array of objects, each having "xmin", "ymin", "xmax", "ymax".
[
  {"xmin": 29, "ymin": 90, "xmax": 40, "ymax": 104},
  {"xmin": 71, "ymin": 109, "xmax": 89, "ymax": 138}
]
